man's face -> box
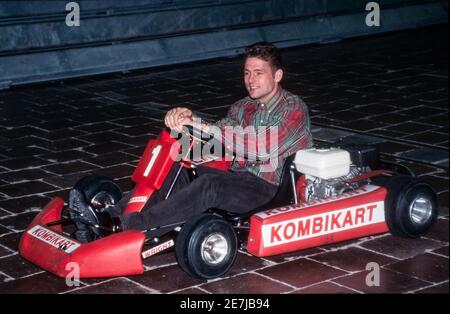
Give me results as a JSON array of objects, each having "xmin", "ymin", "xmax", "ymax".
[{"xmin": 244, "ymin": 57, "xmax": 283, "ymax": 104}]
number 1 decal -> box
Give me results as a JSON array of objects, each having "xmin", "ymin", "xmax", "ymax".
[{"xmin": 143, "ymin": 145, "xmax": 161, "ymax": 177}]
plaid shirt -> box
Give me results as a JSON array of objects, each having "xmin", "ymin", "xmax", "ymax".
[{"xmin": 210, "ymin": 87, "xmax": 313, "ymax": 186}]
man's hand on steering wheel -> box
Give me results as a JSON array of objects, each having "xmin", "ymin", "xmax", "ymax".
[{"xmin": 164, "ymin": 107, "xmax": 194, "ymax": 132}]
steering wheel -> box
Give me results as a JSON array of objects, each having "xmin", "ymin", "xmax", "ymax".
[
  {"xmin": 182, "ymin": 125, "xmax": 214, "ymax": 142},
  {"xmin": 176, "ymin": 125, "xmax": 225, "ymax": 162}
]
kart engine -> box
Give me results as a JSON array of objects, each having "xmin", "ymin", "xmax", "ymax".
[
  {"xmin": 294, "ymin": 146, "xmax": 378, "ymax": 201},
  {"xmin": 303, "ymin": 167, "xmax": 361, "ymax": 201}
]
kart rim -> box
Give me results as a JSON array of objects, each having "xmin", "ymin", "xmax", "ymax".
[
  {"xmin": 201, "ymin": 233, "xmax": 228, "ymax": 265},
  {"xmin": 409, "ymin": 195, "xmax": 433, "ymax": 225},
  {"xmin": 90, "ymin": 191, "xmax": 116, "ymax": 210}
]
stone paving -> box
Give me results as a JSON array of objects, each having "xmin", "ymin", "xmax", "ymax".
[{"xmin": 0, "ymin": 24, "xmax": 448, "ymax": 294}]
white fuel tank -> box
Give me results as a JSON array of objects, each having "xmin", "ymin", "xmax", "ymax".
[{"xmin": 294, "ymin": 148, "xmax": 351, "ymax": 179}]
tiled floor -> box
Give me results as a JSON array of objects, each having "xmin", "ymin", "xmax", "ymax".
[{"xmin": 0, "ymin": 24, "xmax": 448, "ymax": 294}]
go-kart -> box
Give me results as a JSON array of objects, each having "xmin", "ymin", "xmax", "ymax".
[{"xmin": 19, "ymin": 126, "xmax": 439, "ymax": 279}]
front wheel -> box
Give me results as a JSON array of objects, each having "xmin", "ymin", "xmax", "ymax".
[
  {"xmin": 384, "ymin": 175, "xmax": 438, "ymax": 238},
  {"xmin": 69, "ymin": 175, "xmax": 122, "ymax": 241},
  {"xmin": 175, "ymin": 214, "xmax": 237, "ymax": 279},
  {"xmin": 72, "ymin": 175, "xmax": 122, "ymax": 212}
]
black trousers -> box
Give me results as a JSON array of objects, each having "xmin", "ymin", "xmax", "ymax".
[{"xmin": 109, "ymin": 164, "xmax": 278, "ymax": 237}]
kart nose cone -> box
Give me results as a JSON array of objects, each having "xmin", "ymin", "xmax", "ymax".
[{"xmin": 19, "ymin": 197, "xmax": 146, "ymax": 278}]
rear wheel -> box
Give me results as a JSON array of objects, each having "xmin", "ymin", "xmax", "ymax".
[
  {"xmin": 384, "ymin": 175, "xmax": 438, "ymax": 238},
  {"xmin": 175, "ymin": 214, "xmax": 237, "ymax": 279}
]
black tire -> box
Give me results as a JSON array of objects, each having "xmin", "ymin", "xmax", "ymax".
[
  {"xmin": 175, "ymin": 214, "xmax": 237, "ymax": 279},
  {"xmin": 73, "ymin": 175, "xmax": 122, "ymax": 212},
  {"xmin": 384, "ymin": 175, "xmax": 438, "ymax": 238}
]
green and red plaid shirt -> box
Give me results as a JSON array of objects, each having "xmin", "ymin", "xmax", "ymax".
[{"xmin": 210, "ymin": 87, "xmax": 313, "ymax": 186}]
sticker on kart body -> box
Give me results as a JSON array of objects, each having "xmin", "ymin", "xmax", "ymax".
[
  {"xmin": 27, "ymin": 225, "xmax": 80, "ymax": 253},
  {"xmin": 129, "ymin": 196, "xmax": 148, "ymax": 204},
  {"xmin": 256, "ymin": 185, "xmax": 382, "ymax": 219},
  {"xmin": 141, "ymin": 240, "xmax": 174, "ymax": 259},
  {"xmin": 262, "ymin": 201, "xmax": 385, "ymax": 247}
]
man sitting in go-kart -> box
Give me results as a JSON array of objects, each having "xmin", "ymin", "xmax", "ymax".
[{"xmin": 69, "ymin": 42, "xmax": 314, "ymax": 243}]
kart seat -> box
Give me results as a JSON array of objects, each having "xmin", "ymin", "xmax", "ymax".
[{"xmin": 212, "ymin": 154, "xmax": 298, "ymax": 222}]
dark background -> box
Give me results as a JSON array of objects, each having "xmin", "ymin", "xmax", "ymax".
[{"xmin": 0, "ymin": 0, "xmax": 448, "ymax": 87}]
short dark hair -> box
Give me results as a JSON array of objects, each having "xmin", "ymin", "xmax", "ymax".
[{"xmin": 244, "ymin": 42, "xmax": 283, "ymax": 71}]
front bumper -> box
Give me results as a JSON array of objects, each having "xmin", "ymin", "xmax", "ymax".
[{"xmin": 19, "ymin": 197, "xmax": 146, "ymax": 278}]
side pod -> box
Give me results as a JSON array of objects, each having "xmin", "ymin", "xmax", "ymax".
[{"xmin": 247, "ymin": 185, "xmax": 389, "ymax": 257}]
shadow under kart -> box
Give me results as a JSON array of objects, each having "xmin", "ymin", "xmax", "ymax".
[{"xmin": 19, "ymin": 128, "xmax": 439, "ymax": 279}]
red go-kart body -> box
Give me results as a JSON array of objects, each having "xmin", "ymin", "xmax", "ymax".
[{"xmin": 19, "ymin": 130, "xmax": 437, "ymax": 279}]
